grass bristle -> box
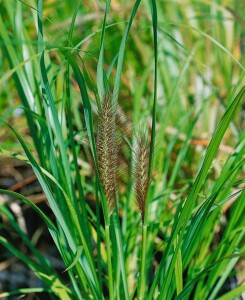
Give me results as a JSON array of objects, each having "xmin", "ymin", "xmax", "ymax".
[
  {"xmin": 96, "ymin": 93, "xmax": 118, "ymax": 213},
  {"xmin": 133, "ymin": 131, "xmax": 151, "ymax": 224}
]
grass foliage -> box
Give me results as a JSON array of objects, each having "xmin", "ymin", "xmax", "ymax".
[{"xmin": 0, "ymin": 0, "xmax": 245, "ymax": 299}]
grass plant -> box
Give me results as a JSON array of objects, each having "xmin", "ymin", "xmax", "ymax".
[{"xmin": 0, "ymin": 0, "xmax": 244, "ymax": 299}]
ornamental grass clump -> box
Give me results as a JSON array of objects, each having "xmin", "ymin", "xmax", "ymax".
[{"xmin": 1, "ymin": 0, "xmax": 245, "ymax": 299}]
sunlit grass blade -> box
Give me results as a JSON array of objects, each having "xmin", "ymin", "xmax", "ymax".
[{"xmin": 0, "ymin": 288, "xmax": 48, "ymax": 299}]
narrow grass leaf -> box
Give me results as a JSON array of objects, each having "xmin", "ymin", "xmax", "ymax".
[
  {"xmin": 113, "ymin": 0, "xmax": 141, "ymax": 103},
  {"xmin": 64, "ymin": 245, "xmax": 84, "ymax": 272},
  {"xmin": 217, "ymin": 284, "xmax": 245, "ymax": 300},
  {"xmin": 97, "ymin": 0, "xmax": 111, "ymax": 99}
]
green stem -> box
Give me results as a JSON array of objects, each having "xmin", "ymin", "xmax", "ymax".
[
  {"xmin": 95, "ymin": 184, "xmax": 103, "ymax": 294},
  {"xmin": 105, "ymin": 224, "xmax": 114, "ymax": 300},
  {"xmin": 139, "ymin": 224, "xmax": 148, "ymax": 299},
  {"xmin": 112, "ymin": 211, "xmax": 129, "ymax": 300}
]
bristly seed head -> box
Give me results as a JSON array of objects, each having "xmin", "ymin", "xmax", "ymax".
[
  {"xmin": 96, "ymin": 93, "xmax": 118, "ymax": 214},
  {"xmin": 132, "ymin": 131, "xmax": 150, "ymax": 224}
]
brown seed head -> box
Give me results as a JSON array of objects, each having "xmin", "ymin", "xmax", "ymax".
[
  {"xmin": 133, "ymin": 132, "xmax": 150, "ymax": 223},
  {"xmin": 96, "ymin": 94, "xmax": 118, "ymax": 213}
]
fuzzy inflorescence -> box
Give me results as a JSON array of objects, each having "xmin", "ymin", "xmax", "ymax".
[
  {"xmin": 96, "ymin": 94, "xmax": 118, "ymax": 213},
  {"xmin": 133, "ymin": 132, "xmax": 150, "ymax": 223}
]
